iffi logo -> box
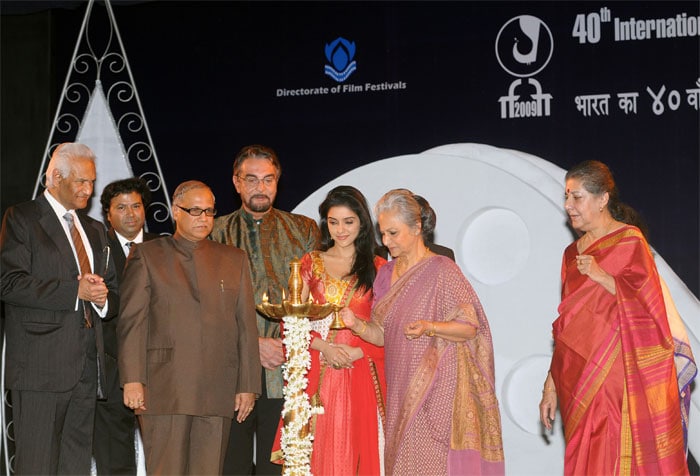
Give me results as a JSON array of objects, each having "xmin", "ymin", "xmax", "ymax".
[
  {"xmin": 495, "ymin": 15, "xmax": 553, "ymax": 78},
  {"xmin": 324, "ymin": 37, "xmax": 357, "ymax": 82},
  {"xmin": 495, "ymin": 15, "xmax": 553, "ymax": 118}
]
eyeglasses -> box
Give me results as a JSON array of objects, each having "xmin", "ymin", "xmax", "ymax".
[
  {"xmin": 176, "ymin": 205, "xmax": 217, "ymax": 217},
  {"xmin": 236, "ymin": 174, "xmax": 277, "ymax": 188}
]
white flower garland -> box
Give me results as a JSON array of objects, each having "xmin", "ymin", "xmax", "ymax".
[{"xmin": 280, "ymin": 316, "xmax": 324, "ymax": 476}]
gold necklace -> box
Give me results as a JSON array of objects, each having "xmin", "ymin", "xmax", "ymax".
[{"xmin": 395, "ymin": 247, "xmax": 430, "ymax": 278}]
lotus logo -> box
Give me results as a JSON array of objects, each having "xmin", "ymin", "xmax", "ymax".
[{"xmin": 324, "ymin": 37, "xmax": 357, "ymax": 83}]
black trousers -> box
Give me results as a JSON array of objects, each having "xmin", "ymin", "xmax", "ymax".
[
  {"xmin": 11, "ymin": 328, "xmax": 97, "ymax": 475},
  {"xmin": 222, "ymin": 371, "xmax": 283, "ymax": 475},
  {"xmin": 92, "ymin": 353, "xmax": 137, "ymax": 475}
]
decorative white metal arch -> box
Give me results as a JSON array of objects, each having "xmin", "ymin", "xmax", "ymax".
[{"xmin": 32, "ymin": 0, "xmax": 172, "ymax": 230}]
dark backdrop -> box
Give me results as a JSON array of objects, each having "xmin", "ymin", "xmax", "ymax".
[{"xmin": 2, "ymin": 0, "xmax": 699, "ymax": 297}]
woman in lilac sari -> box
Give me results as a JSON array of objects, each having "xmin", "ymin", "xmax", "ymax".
[{"xmin": 341, "ymin": 189, "xmax": 505, "ymax": 475}]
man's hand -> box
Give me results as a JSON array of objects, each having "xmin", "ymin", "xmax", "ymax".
[
  {"xmin": 234, "ymin": 393, "xmax": 256, "ymax": 423},
  {"xmin": 123, "ymin": 382, "xmax": 146, "ymax": 411},
  {"xmin": 259, "ymin": 337, "xmax": 285, "ymax": 370},
  {"xmin": 77, "ymin": 273, "xmax": 108, "ymax": 307}
]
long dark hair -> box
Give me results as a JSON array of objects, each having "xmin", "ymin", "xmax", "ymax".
[
  {"xmin": 566, "ymin": 160, "xmax": 649, "ymax": 239},
  {"xmin": 318, "ymin": 185, "xmax": 381, "ymax": 293}
]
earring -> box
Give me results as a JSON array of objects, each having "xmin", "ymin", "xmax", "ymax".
[{"xmin": 599, "ymin": 207, "xmax": 603, "ymax": 212}]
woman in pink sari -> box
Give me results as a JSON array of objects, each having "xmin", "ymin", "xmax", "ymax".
[
  {"xmin": 539, "ymin": 160, "xmax": 693, "ymax": 475},
  {"xmin": 271, "ymin": 185, "xmax": 387, "ymax": 475},
  {"xmin": 342, "ymin": 189, "xmax": 505, "ymax": 475}
]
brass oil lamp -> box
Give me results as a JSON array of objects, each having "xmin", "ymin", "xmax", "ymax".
[{"xmin": 256, "ymin": 258, "xmax": 341, "ymax": 475}]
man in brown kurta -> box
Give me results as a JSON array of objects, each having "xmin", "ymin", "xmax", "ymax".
[{"xmin": 118, "ymin": 180, "xmax": 261, "ymax": 475}]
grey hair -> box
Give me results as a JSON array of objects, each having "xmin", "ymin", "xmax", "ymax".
[
  {"xmin": 45, "ymin": 143, "xmax": 96, "ymax": 187},
  {"xmin": 171, "ymin": 180, "xmax": 215, "ymax": 205},
  {"xmin": 374, "ymin": 188, "xmax": 422, "ymax": 232}
]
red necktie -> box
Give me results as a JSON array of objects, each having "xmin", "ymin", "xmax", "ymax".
[{"xmin": 64, "ymin": 212, "xmax": 93, "ymax": 328}]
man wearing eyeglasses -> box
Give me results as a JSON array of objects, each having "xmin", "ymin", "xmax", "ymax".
[
  {"xmin": 210, "ymin": 145, "xmax": 320, "ymax": 476},
  {"xmin": 117, "ymin": 180, "xmax": 261, "ymax": 474}
]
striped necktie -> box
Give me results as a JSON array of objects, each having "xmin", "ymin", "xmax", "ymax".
[{"xmin": 63, "ymin": 212, "xmax": 92, "ymax": 328}]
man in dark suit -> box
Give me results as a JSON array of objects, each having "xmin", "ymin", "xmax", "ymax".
[
  {"xmin": 118, "ymin": 180, "xmax": 261, "ymax": 474},
  {"xmin": 93, "ymin": 177, "xmax": 158, "ymax": 475},
  {"xmin": 0, "ymin": 142, "xmax": 118, "ymax": 474},
  {"xmin": 413, "ymin": 194, "xmax": 456, "ymax": 261}
]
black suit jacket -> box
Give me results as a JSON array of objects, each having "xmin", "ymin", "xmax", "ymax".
[
  {"xmin": 0, "ymin": 193, "xmax": 118, "ymax": 393},
  {"xmin": 428, "ymin": 242, "xmax": 456, "ymax": 261},
  {"xmin": 103, "ymin": 229, "xmax": 158, "ymax": 360}
]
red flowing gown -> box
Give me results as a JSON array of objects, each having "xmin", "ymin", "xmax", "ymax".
[{"xmin": 272, "ymin": 252, "xmax": 387, "ymax": 475}]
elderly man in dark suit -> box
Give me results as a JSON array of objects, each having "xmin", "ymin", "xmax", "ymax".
[
  {"xmin": 93, "ymin": 177, "xmax": 159, "ymax": 475},
  {"xmin": 118, "ymin": 180, "xmax": 261, "ymax": 475},
  {"xmin": 0, "ymin": 142, "xmax": 118, "ymax": 474}
]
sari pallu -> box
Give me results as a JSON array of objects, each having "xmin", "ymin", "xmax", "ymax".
[
  {"xmin": 373, "ymin": 256, "xmax": 504, "ymax": 475},
  {"xmin": 660, "ymin": 276, "xmax": 698, "ymax": 451},
  {"xmin": 551, "ymin": 225, "xmax": 689, "ymax": 475}
]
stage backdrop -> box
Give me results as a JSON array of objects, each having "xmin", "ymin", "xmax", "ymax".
[{"xmin": 2, "ymin": 0, "xmax": 698, "ymax": 295}]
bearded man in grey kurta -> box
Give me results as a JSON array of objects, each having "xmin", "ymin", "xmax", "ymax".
[
  {"xmin": 118, "ymin": 181, "xmax": 261, "ymax": 475},
  {"xmin": 210, "ymin": 145, "xmax": 319, "ymax": 475}
]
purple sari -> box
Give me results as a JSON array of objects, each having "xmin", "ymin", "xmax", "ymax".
[{"xmin": 373, "ymin": 256, "xmax": 505, "ymax": 475}]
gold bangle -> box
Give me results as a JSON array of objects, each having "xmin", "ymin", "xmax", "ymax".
[
  {"xmin": 426, "ymin": 323, "xmax": 436, "ymax": 337},
  {"xmin": 542, "ymin": 387, "xmax": 556, "ymax": 394},
  {"xmin": 352, "ymin": 320, "xmax": 367, "ymax": 336}
]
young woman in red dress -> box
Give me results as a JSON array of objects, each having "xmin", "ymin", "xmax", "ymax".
[{"xmin": 272, "ymin": 185, "xmax": 387, "ymax": 475}]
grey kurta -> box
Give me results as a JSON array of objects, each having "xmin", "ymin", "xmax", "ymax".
[
  {"xmin": 117, "ymin": 234, "xmax": 261, "ymax": 417},
  {"xmin": 210, "ymin": 207, "xmax": 319, "ymax": 398}
]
